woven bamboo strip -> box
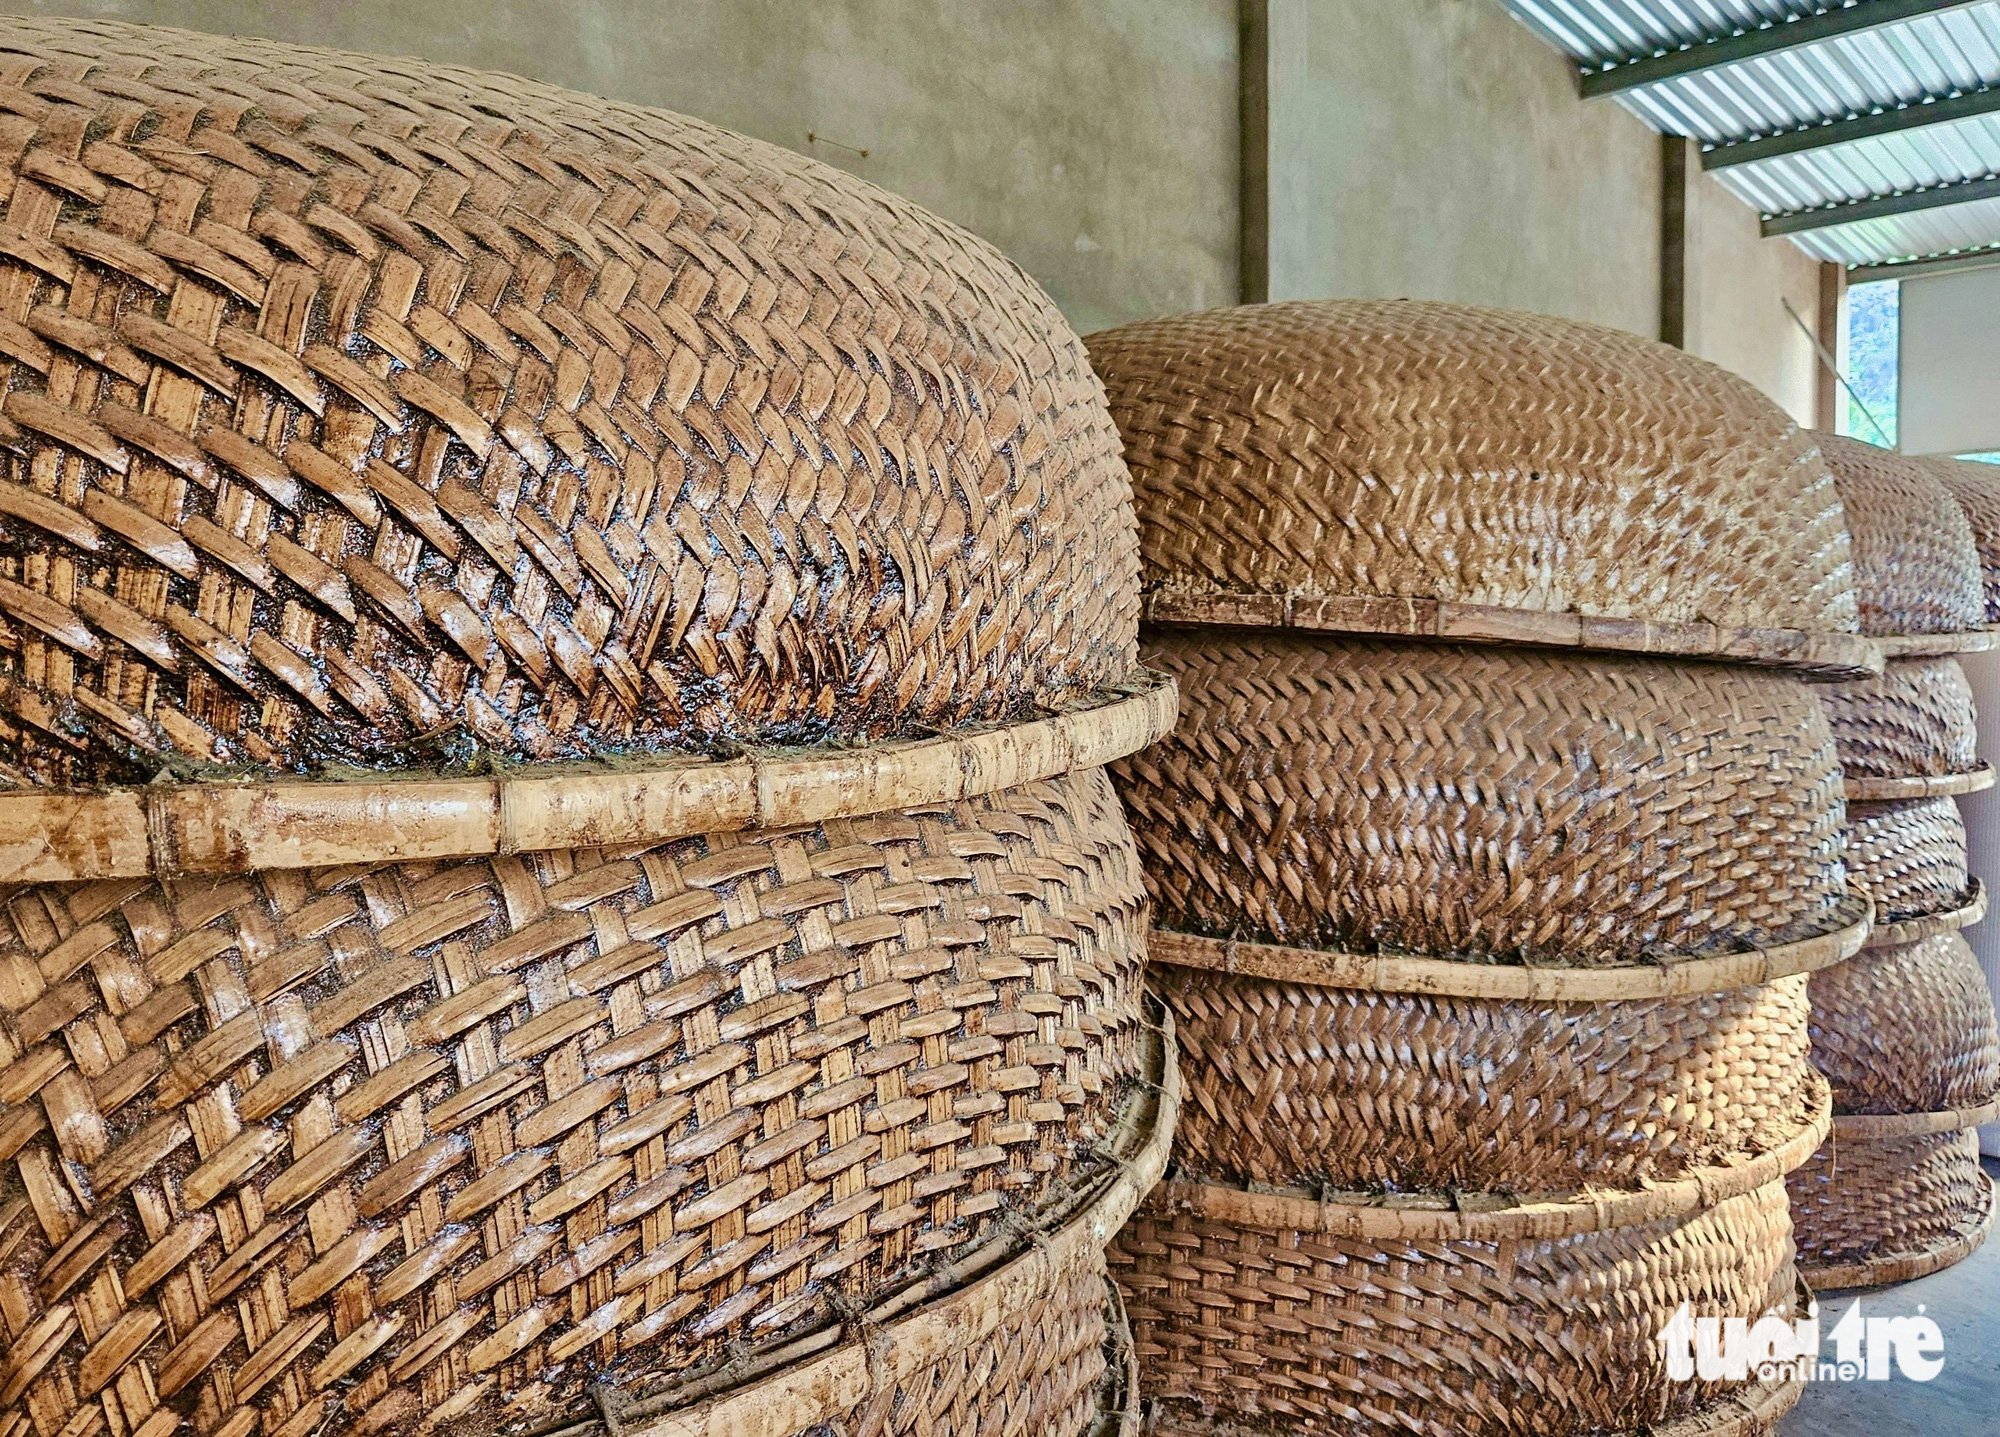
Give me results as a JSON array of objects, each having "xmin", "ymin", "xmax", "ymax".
[
  {"xmin": 1822, "ymin": 656, "xmax": 1978, "ymax": 779},
  {"xmin": 1808, "ymin": 932, "xmax": 2000, "ymax": 1115},
  {"xmin": 1112, "ymin": 1172, "xmax": 1805, "ymax": 1437},
  {"xmin": 1863, "ymin": 879, "xmax": 1986, "ymax": 948},
  {"xmin": 1876, "ymin": 629, "xmax": 2000, "ymax": 657},
  {"xmin": 1118, "ymin": 631, "xmax": 1852, "ymax": 967},
  {"xmin": 1832, "ymin": 1095, "xmax": 2000, "ymax": 1139},
  {"xmin": 1089, "ymin": 301, "xmax": 1863, "ymax": 672},
  {"xmin": 0, "ymin": 765, "xmax": 1154, "ymax": 1437},
  {"xmin": 0, "ymin": 675, "xmax": 1176, "ymax": 882},
  {"xmin": 1823, "ymin": 435, "xmax": 1987, "ymax": 639},
  {"xmin": 1934, "ymin": 459, "xmax": 2000, "ymax": 621},
  {"xmin": 1844, "ymin": 763, "xmax": 1996, "ymax": 800},
  {"xmin": 0, "ymin": 17, "xmax": 1143, "ymax": 787},
  {"xmin": 1788, "ymin": 1128, "xmax": 1994, "ymax": 1290}
]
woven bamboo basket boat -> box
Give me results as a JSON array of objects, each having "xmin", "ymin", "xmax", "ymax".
[
  {"xmin": 1117, "ymin": 630, "xmax": 1853, "ymax": 967},
  {"xmin": 1822, "ymin": 656, "xmax": 1979, "ymax": 782},
  {"xmin": 1843, "ymin": 797, "xmax": 1973, "ymax": 925},
  {"xmin": 1806, "ymin": 930, "xmax": 2000, "ymax": 1115},
  {"xmin": 1109, "ymin": 1084, "xmax": 1826, "ymax": 1437},
  {"xmin": 1087, "ymin": 300, "xmax": 1875, "ymax": 677},
  {"xmin": 1147, "ymin": 917, "xmax": 1861, "ymax": 1194},
  {"xmin": 1822, "ymin": 435, "xmax": 1988, "ymax": 642},
  {"xmin": 1788, "ymin": 1118, "xmax": 1997, "ymax": 1290},
  {"xmin": 0, "ymin": 16, "xmax": 1142, "ymax": 791},
  {"xmin": 1934, "ymin": 458, "xmax": 2000, "ymax": 621}
]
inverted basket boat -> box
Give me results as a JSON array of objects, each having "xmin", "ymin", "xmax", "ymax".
[
  {"xmin": 0, "ymin": 685, "xmax": 1177, "ymax": 1437},
  {"xmin": 1934, "ymin": 458, "xmax": 2000, "ymax": 621},
  {"xmin": 1110, "ymin": 1088, "xmax": 1825, "ymax": 1437},
  {"xmin": 1149, "ymin": 916, "xmax": 1861, "ymax": 1193},
  {"xmin": 1788, "ymin": 1120, "xmax": 1997, "ymax": 1290},
  {"xmin": 1117, "ymin": 630, "xmax": 1851, "ymax": 966},
  {"xmin": 0, "ymin": 16, "xmax": 1142, "ymax": 790},
  {"xmin": 1821, "ymin": 656, "xmax": 1978, "ymax": 781},
  {"xmin": 1843, "ymin": 797, "xmax": 1973, "ymax": 926},
  {"xmin": 1088, "ymin": 299, "xmax": 1873, "ymax": 676},
  {"xmin": 1807, "ymin": 931, "xmax": 2000, "ymax": 1114},
  {"xmin": 1822, "ymin": 434, "xmax": 1987, "ymax": 641}
]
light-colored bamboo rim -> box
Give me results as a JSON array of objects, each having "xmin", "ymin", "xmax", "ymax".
[
  {"xmin": 1862, "ymin": 881, "xmax": 1987, "ymax": 950},
  {"xmin": 1140, "ymin": 1370, "xmax": 1805, "ymax": 1437},
  {"xmin": 1141, "ymin": 589, "xmax": 1884, "ymax": 679},
  {"xmin": 607, "ymin": 1013, "xmax": 1181, "ymax": 1437},
  {"xmin": 1831, "ymin": 1096, "xmax": 2000, "ymax": 1140},
  {"xmin": 1146, "ymin": 899, "xmax": 1871, "ymax": 1002},
  {"xmin": 1799, "ymin": 1171, "xmax": 1995, "ymax": 1292},
  {"xmin": 0, "ymin": 675, "xmax": 1178, "ymax": 883},
  {"xmin": 1149, "ymin": 1075, "xmax": 1829, "ymax": 1244},
  {"xmin": 1876, "ymin": 628, "xmax": 2000, "ymax": 659},
  {"xmin": 1844, "ymin": 762, "xmax": 1996, "ymax": 801}
]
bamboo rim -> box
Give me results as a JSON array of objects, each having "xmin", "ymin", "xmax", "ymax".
[
  {"xmin": 1862, "ymin": 881, "xmax": 1987, "ymax": 950},
  {"xmin": 1145, "ymin": 899, "xmax": 1871, "ymax": 1002},
  {"xmin": 1831, "ymin": 1096, "xmax": 2000, "ymax": 1140},
  {"xmin": 1876, "ymin": 628, "xmax": 2000, "ymax": 659},
  {"xmin": 598, "ymin": 1012, "xmax": 1181, "ymax": 1437},
  {"xmin": 1140, "ymin": 589, "xmax": 1883, "ymax": 679},
  {"xmin": 1139, "ymin": 1370, "xmax": 1806, "ymax": 1437},
  {"xmin": 1149, "ymin": 1075, "xmax": 1829, "ymax": 1244},
  {"xmin": 1799, "ymin": 1171, "xmax": 1995, "ymax": 1292},
  {"xmin": 1844, "ymin": 762, "xmax": 1996, "ymax": 800},
  {"xmin": 0, "ymin": 675, "xmax": 1177, "ymax": 883}
]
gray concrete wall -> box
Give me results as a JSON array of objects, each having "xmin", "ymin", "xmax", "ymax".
[
  {"xmin": 1686, "ymin": 167, "xmax": 1824, "ymax": 426},
  {"xmin": 0, "ymin": 0, "xmax": 1240, "ymax": 335}
]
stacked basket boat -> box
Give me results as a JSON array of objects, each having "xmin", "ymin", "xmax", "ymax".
[
  {"xmin": 0, "ymin": 19, "xmax": 1181, "ymax": 1437},
  {"xmin": 1085, "ymin": 300, "xmax": 1879, "ymax": 1437},
  {"xmin": 1789, "ymin": 437, "xmax": 2000, "ymax": 1289}
]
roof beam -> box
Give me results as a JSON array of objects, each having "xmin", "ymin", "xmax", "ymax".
[
  {"xmin": 1705, "ymin": 84, "xmax": 2000, "ymax": 170},
  {"xmin": 1761, "ymin": 173, "xmax": 2000, "ymax": 236},
  {"xmin": 1581, "ymin": 0, "xmax": 1977, "ymax": 99},
  {"xmin": 1848, "ymin": 247, "xmax": 2000, "ymax": 282}
]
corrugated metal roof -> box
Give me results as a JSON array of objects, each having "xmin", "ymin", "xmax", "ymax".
[{"xmin": 1499, "ymin": 1, "xmax": 2000, "ymax": 271}]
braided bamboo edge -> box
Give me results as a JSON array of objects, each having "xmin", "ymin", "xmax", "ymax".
[
  {"xmin": 1832, "ymin": 1095, "xmax": 2000, "ymax": 1140},
  {"xmin": 1138, "ymin": 1370, "xmax": 1807, "ymax": 1437},
  {"xmin": 1144, "ymin": 899, "xmax": 1871, "ymax": 1000},
  {"xmin": 609, "ymin": 1010, "xmax": 1181, "ymax": 1437},
  {"xmin": 0, "ymin": 674, "xmax": 1178, "ymax": 882},
  {"xmin": 1863, "ymin": 880, "xmax": 1988, "ymax": 949},
  {"xmin": 1799, "ymin": 1170, "xmax": 1995, "ymax": 1292},
  {"xmin": 1878, "ymin": 628, "xmax": 2000, "ymax": 658},
  {"xmin": 1147, "ymin": 1075, "xmax": 1829, "ymax": 1244},
  {"xmin": 1845, "ymin": 762, "xmax": 1997, "ymax": 800},
  {"xmin": 1140, "ymin": 590, "xmax": 1883, "ymax": 679}
]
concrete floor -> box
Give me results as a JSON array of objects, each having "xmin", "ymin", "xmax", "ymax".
[{"xmin": 1780, "ymin": 1157, "xmax": 2000, "ymax": 1436}]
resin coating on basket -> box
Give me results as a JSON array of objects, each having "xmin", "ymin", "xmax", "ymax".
[
  {"xmin": 1160, "ymin": 968, "xmax": 1815, "ymax": 1193},
  {"xmin": 1808, "ymin": 932, "xmax": 2000, "ymax": 1114},
  {"xmin": 1110, "ymin": 1178, "xmax": 1798, "ymax": 1437},
  {"xmin": 1821, "ymin": 657, "xmax": 1977, "ymax": 780},
  {"xmin": 1844, "ymin": 796, "xmax": 1971, "ymax": 926},
  {"xmin": 1088, "ymin": 299, "xmax": 1858, "ymax": 639},
  {"xmin": 1788, "ymin": 1127, "xmax": 1994, "ymax": 1281},
  {"xmin": 1822, "ymin": 434, "xmax": 1985, "ymax": 638},
  {"xmin": 0, "ymin": 767, "xmax": 1146, "ymax": 1435},
  {"xmin": 0, "ymin": 18, "xmax": 1140, "ymax": 787},
  {"xmin": 1115, "ymin": 630, "xmax": 1850, "ymax": 965}
]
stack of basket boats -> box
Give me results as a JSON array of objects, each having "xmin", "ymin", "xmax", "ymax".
[
  {"xmin": 1084, "ymin": 300, "xmax": 1878, "ymax": 1437},
  {"xmin": 1789, "ymin": 437, "xmax": 2000, "ymax": 1289},
  {"xmin": 0, "ymin": 20, "xmax": 1181, "ymax": 1437}
]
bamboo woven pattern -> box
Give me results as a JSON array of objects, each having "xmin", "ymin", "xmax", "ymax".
[
  {"xmin": 1935, "ymin": 458, "xmax": 2000, "ymax": 621},
  {"xmin": 1115, "ymin": 630, "xmax": 1849, "ymax": 965},
  {"xmin": 0, "ymin": 766, "xmax": 1149, "ymax": 1437},
  {"xmin": 1821, "ymin": 657, "xmax": 1978, "ymax": 780},
  {"xmin": 1157, "ymin": 967, "xmax": 1813, "ymax": 1193},
  {"xmin": 1807, "ymin": 933, "xmax": 2000, "ymax": 1114},
  {"xmin": 1788, "ymin": 1128, "xmax": 1992, "ymax": 1278},
  {"xmin": 0, "ymin": 17, "xmax": 1141, "ymax": 789},
  {"xmin": 1087, "ymin": 300, "xmax": 1858, "ymax": 639},
  {"xmin": 1110, "ymin": 1179, "xmax": 1797, "ymax": 1437},
  {"xmin": 1822, "ymin": 434, "xmax": 1985, "ymax": 638},
  {"xmin": 1843, "ymin": 797, "xmax": 1971, "ymax": 925}
]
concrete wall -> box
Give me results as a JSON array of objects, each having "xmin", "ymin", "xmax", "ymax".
[
  {"xmin": 0, "ymin": 0, "xmax": 1239, "ymax": 335},
  {"xmin": 1685, "ymin": 167, "xmax": 1824, "ymax": 426}
]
